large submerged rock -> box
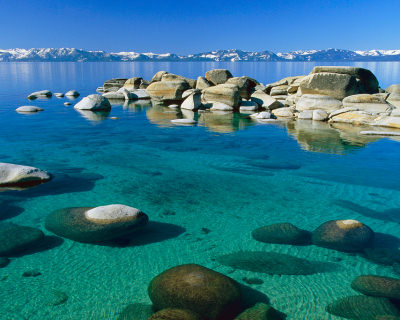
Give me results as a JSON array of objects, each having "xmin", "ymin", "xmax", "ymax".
[
  {"xmin": 234, "ymin": 303, "xmax": 284, "ymax": 320},
  {"xmin": 326, "ymin": 295, "xmax": 400, "ymax": 320},
  {"xmin": 148, "ymin": 308, "xmax": 203, "ymax": 320},
  {"xmin": 0, "ymin": 162, "xmax": 51, "ymax": 188},
  {"xmin": 351, "ymin": 275, "xmax": 400, "ymax": 300},
  {"xmin": 252, "ymin": 222, "xmax": 311, "ymax": 245},
  {"xmin": 312, "ymin": 219, "xmax": 374, "ymax": 252},
  {"xmin": 148, "ymin": 264, "xmax": 243, "ymax": 320},
  {"xmin": 45, "ymin": 204, "xmax": 148, "ymax": 243}
]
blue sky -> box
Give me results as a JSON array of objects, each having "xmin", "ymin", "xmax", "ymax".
[{"xmin": 1, "ymin": 0, "xmax": 399, "ymax": 54}]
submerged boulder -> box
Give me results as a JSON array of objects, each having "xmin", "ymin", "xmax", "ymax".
[
  {"xmin": 0, "ymin": 223, "xmax": 44, "ymax": 256},
  {"xmin": 74, "ymin": 94, "xmax": 111, "ymax": 111},
  {"xmin": 312, "ymin": 219, "xmax": 374, "ymax": 252},
  {"xmin": 351, "ymin": 275, "xmax": 400, "ymax": 300},
  {"xmin": 252, "ymin": 222, "xmax": 311, "ymax": 245},
  {"xmin": 148, "ymin": 308, "xmax": 202, "ymax": 320},
  {"xmin": 234, "ymin": 303, "xmax": 284, "ymax": 320},
  {"xmin": 202, "ymin": 84, "xmax": 241, "ymax": 107},
  {"xmin": 216, "ymin": 251, "xmax": 337, "ymax": 275},
  {"xmin": 146, "ymin": 80, "xmax": 191, "ymax": 103},
  {"xmin": 65, "ymin": 90, "xmax": 80, "ymax": 97},
  {"xmin": 148, "ymin": 264, "xmax": 243, "ymax": 320},
  {"xmin": 326, "ymin": 295, "xmax": 400, "ymax": 320},
  {"xmin": 45, "ymin": 204, "xmax": 148, "ymax": 243},
  {"xmin": 0, "ymin": 162, "xmax": 51, "ymax": 188},
  {"xmin": 205, "ymin": 69, "xmax": 233, "ymax": 85}
]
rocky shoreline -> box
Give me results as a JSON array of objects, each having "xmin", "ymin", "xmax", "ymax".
[{"xmin": 94, "ymin": 66, "xmax": 400, "ymax": 132}]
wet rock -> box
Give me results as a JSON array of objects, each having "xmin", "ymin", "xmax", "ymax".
[
  {"xmin": 234, "ymin": 303, "xmax": 284, "ymax": 320},
  {"xmin": 148, "ymin": 308, "xmax": 203, "ymax": 320},
  {"xmin": 216, "ymin": 251, "xmax": 337, "ymax": 275},
  {"xmin": 117, "ymin": 303, "xmax": 154, "ymax": 320},
  {"xmin": 74, "ymin": 94, "xmax": 111, "ymax": 111},
  {"xmin": 205, "ymin": 69, "xmax": 233, "ymax": 85},
  {"xmin": 298, "ymin": 110, "xmax": 313, "ymax": 120},
  {"xmin": 0, "ymin": 257, "xmax": 10, "ymax": 268},
  {"xmin": 312, "ymin": 219, "xmax": 374, "ymax": 252},
  {"xmin": 250, "ymin": 91, "xmax": 283, "ymax": 110},
  {"xmin": 27, "ymin": 90, "xmax": 52, "ymax": 99},
  {"xmin": 171, "ymin": 119, "xmax": 197, "ymax": 125},
  {"xmin": 65, "ymin": 90, "xmax": 80, "ymax": 97},
  {"xmin": 250, "ymin": 112, "xmax": 273, "ymax": 120},
  {"xmin": 148, "ymin": 264, "xmax": 243, "ymax": 320},
  {"xmin": 296, "ymin": 94, "xmax": 342, "ymax": 112},
  {"xmin": 252, "ymin": 222, "xmax": 312, "ymax": 245},
  {"xmin": 202, "ymin": 84, "xmax": 241, "ymax": 107},
  {"xmin": 44, "ymin": 289, "xmax": 68, "ymax": 306},
  {"xmin": 326, "ymin": 295, "xmax": 400, "ymax": 320},
  {"xmin": 45, "ymin": 204, "xmax": 148, "ymax": 243},
  {"xmin": 16, "ymin": 106, "xmax": 44, "ymax": 113},
  {"xmin": 0, "ymin": 223, "xmax": 44, "ymax": 256},
  {"xmin": 146, "ymin": 80, "xmax": 191, "ymax": 103},
  {"xmin": 210, "ymin": 102, "xmax": 234, "ymax": 111},
  {"xmin": 22, "ymin": 269, "xmax": 41, "ymax": 277},
  {"xmin": 351, "ymin": 275, "xmax": 400, "ymax": 300}
]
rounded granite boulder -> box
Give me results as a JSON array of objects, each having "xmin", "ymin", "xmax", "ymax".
[
  {"xmin": 148, "ymin": 308, "xmax": 203, "ymax": 320},
  {"xmin": 45, "ymin": 204, "xmax": 148, "ymax": 243},
  {"xmin": 0, "ymin": 162, "xmax": 52, "ymax": 188},
  {"xmin": 148, "ymin": 264, "xmax": 243, "ymax": 320},
  {"xmin": 326, "ymin": 295, "xmax": 400, "ymax": 320},
  {"xmin": 312, "ymin": 219, "xmax": 374, "ymax": 252},
  {"xmin": 351, "ymin": 275, "xmax": 400, "ymax": 300},
  {"xmin": 0, "ymin": 223, "xmax": 45, "ymax": 256},
  {"xmin": 252, "ymin": 222, "xmax": 311, "ymax": 245},
  {"xmin": 74, "ymin": 94, "xmax": 111, "ymax": 111}
]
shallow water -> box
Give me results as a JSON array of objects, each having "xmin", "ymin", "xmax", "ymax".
[{"xmin": 0, "ymin": 62, "xmax": 400, "ymax": 319}]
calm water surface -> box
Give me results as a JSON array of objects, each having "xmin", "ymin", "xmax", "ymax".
[{"xmin": 0, "ymin": 62, "xmax": 400, "ymax": 319}]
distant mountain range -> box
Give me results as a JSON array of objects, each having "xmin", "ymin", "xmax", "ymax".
[{"xmin": 1, "ymin": 48, "xmax": 400, "ymax": 62}]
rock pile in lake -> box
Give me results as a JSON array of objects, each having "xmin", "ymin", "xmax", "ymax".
[{"xmin": 96, "ymin": 66, "xmax": 400, "ymax": 130}]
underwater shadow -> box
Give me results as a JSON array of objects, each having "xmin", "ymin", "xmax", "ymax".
[
  {"xmin": 240, "ymin": 283, "xmax": 270, "ymax": 307},
  {"xmin": 333, "ymin": 199, "xmax": 400, "ymax": 224},
  {"xmin": 101, "ymin": 221, "xmax": 186, "ymax": 247},
  {"xmin": 0, "ymin": 201, "xmax": 25, "ymax": 221},
  {"xmin": 10, "ymin": 236, "xmax": 64, "ymax": 257}
]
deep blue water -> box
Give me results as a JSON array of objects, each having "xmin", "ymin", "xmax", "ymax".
[{"xmin": 0, "ymin": 62, "xmax": 400, "ymax": 319}]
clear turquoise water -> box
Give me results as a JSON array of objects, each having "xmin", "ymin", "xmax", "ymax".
[{"xmin": 0, "ymin": 62, "xmax": 400, "ymax": 319}]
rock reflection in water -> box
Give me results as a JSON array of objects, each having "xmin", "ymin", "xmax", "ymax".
[{"xmin": 75, "ymin": 109, "xmax": 111, "ymax": 123}]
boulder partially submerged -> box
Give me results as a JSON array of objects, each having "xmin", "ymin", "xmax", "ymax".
[
  {"xmin": 74, "ymin": 95, "xmax": 111, "ymax": 110},
  {"xmin": 0, "ymin": 162, "xmax": 51, "ymax": 188}
]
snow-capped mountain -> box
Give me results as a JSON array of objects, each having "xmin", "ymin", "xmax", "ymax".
[{"xmin": 0, "ymin": 48, "xmax": 399, "ymax": 62}]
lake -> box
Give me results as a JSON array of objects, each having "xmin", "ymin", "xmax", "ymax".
[{"xmin": 0, "ymin": 61, "xmax": 400, "ymax": 319}]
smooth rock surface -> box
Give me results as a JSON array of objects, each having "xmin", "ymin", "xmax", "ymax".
[
  {"xmin": 272, "ymin": 107, "xmax": 294, "ymax": 117},
  {"xmin": 27, "ymin": 90, "xmax": 52, "ymax": 99},
  {"xmin": 252, "ymin": 223, "xmax": 311, "ymax": 245},
  {"xmin": 181, "ymin": 93, "xmax": 202, "ymax": 110},
  {"xmin": 205, "ymin": 69, "xmax": 233, "ymax": 85},
  {"xmin": 351, "ymin": 275, "xmax": 400, "ymax": 300},
  {"xmin": 251, "ymin": 91, "xmax": 283, "ymax": 110},
  {"xmin": 343, "ymin": 94, "xmax": 392, "ymax": 113},
  {"xmin": 146, "ymin": 80, "xmax": 190, "ymax": 103},
  {"xmin": 74, "ymin": 95, "xmax": 111, "ymax": 110},
  {"xmin": 296, "ymin": 94, "xmax": 342, "ymax": 112},
  {"xmin": 0, "ymin": 163, "xmax": 51, "ymax": 187},
  {"xmin": 148, "ymin": 264, "xmax": 243, "ymax": 320},
  {"xmin": 313, "ymin": 109, "xmax": 329, "ymax": 121},
  {"xmin": 16, "ymin": 106, "xmax": 43, "ymax": 113},
  {"xmin": 65, "ymin": 90, "xmax": 80, "ymax": 97},
  {"xmin": 148, "ymin": 308, "xmax": 203, "ymax": 320},
  {"xmin": 202, "ymin": 84, "xmax": 240, "ymax": 107}
]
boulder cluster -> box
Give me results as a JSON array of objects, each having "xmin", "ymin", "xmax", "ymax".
[
  {"xmin": 251, "ymin": 219, "xmax": 374, "ymax": 252},
  {"xmin": 95, "ymin": 67, "xmax": 400, "ymax": 130}
]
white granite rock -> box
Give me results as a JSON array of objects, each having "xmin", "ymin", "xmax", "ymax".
[
  {"xmin": 27, "ymin": 90, "xmax": 52, "ymax": 99},
  {"xmin": 210, "ymin": 102, "xmax": 234, "ymax": 111},
  {"xmin": 16, "ymin": 106, "xmax": 43, "ymax": 113},
  {"xmin": 65, "ymin": 90, "xmax": 80, "ymax": 97},
  {"xmin": 181, "ymin": 93, "xmax": 202, "ymax": 110},
  {"xmin": 296, "ymin": 94, "xmax": 342, "ymax": 112},
  {"xmin": 313, "ymin": 110, "xmax": 329, "ymax": 121},
  {"xmin": 298, "ymin": 110, "xmax": 313, "ymax": 119},
  {"xmin": 0, "ymin": 163, "xmax": 51, "ymax": 186},
  {"xmin": 74, "ymin": 95, "xmax": 111, "ymax": 110},
  {"xmin": 85, "ymin": 204, "xmax": 142, "ymax": 222}
]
